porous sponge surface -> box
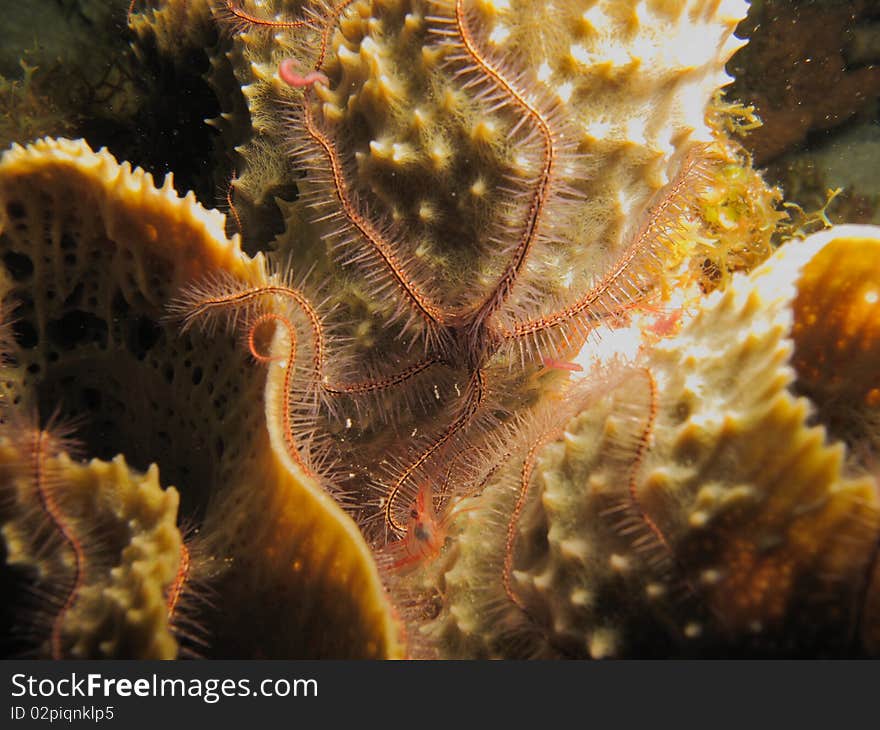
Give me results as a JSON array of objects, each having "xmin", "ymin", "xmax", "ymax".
[{"xmin": 0, "ymin": 137, "xmax": 401, "ymax": 658}]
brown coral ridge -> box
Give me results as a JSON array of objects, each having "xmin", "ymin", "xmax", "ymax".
[
  {"xmin": 0, "ymin": 137, "xmax": 400, "ymax": 658},
  {"xmin": 177, "ymin": 0, "xmax": 754, "ymax": 550}
]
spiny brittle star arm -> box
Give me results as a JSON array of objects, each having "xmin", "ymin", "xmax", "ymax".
[
  {"xmin": 219, "ymin": 0, "xmax": 308, "ymax": 29},
  {"xmin": 185, "ymin": 284, "xmax": 444, "ymax": 395},
  {"xmin": 384, "ymin": 368, "xmax": 486, "ymax": 533},
  {"xmin": 312, "ymin": 0, "xmax": 358, "ymax": 72},
  {"xmin": 452, "ymin": 0, "xmax": 555, "ymax": 323},
  {"xmin": 299, "ymin": 94, "xmax": 450, "ymax": 330},
  {"xmin": 185, "ymin": 284, "xmax": 325, "ymax": 385},
  {"xmin": 322, "ymin": 355, "xmax": 446, "ymax": 395},
  {"xmin": 188, "ymin": 289, "xmax": 444, "ymax": 473},
  {"xmin": 166, "ymin": 542, "xmax": 191, "ymax": 621},
  {"xmin": 247, "ymin": 311, "xmax": 310, "ymax": 471},
  {"xmin": 498, "ymin": 146, "xmax": 715, "ymax": 342},
  {"xmin": 503, "ymin": 431, "xmax": 557, "ymax": 612},
  {"xmin": 31, "ymin": 429, "xmax": 84, "ymax": 660},
  {"xmin": 498, "ymin": 252, "xmax": 640, "ymax": 340},
  {"xmin": 625, "ymin": 368, "xmax": 671, "ymax": 558}
]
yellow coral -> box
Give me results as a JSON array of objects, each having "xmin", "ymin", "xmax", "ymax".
[{"xmin": 0, "ymin": 434, "xmax": 183, "ymax": 659}]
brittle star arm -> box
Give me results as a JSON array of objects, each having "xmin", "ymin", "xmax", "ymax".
[
  {"xmin": 503, "ymin": 435, "xmax": 552, "ymax": 612},
  {"xmin": 183, "ymin": 284, "xmax": 446, "ymax": 396},
  {"xmin": 291, "ymin": 1, "xmax": 453, "ymax": 333},
  {"xmin": 300, "ymin": 100, "xmax": 450, "ymax": 330},
  {"xmin": 219, "ymin": 0, "xmax": 308, "ymax": 29},
  {"xmin": 497, "ymin": 145, "xmax": 716, "ymax": 346},
  {"xmin": 495, "ymin": 251, "xmax": 645, "ymax": 344},
  {"xmin": 383, "ymin": 368, "xmax": 486, "ymax": 533},
  {"xmin": 448, "ymin": 0, "xmax": 556, "ymax": 324},
  {"xmin": 312, "ymin": 0, "xmax": 358, "ymax": 71},
  {"xmin": 322, "ymin": 355, "xmax": 446, "ymax": 395},
  {"xmin": 30, "ymin": 427, "xmax": 85, "ymax": 659}
]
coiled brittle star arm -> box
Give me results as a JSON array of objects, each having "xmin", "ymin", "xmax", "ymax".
[{"xmin": 178, "ymin": 282, "xmax": 446, "ymax": 468}]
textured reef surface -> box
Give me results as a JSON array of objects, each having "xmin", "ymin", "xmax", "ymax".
[{"xmin": 0, "ymin": 0, "xmax": 878, "ymax": 658}]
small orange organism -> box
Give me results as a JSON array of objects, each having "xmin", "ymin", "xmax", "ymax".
[{"xmin": 384, "ymin": 484, "xmax": 455, "ymax": 572}]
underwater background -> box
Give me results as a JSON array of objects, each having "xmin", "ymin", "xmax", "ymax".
[{"xmin": 0, "ymin": 0, "xmax": 878, "ymax": 659}]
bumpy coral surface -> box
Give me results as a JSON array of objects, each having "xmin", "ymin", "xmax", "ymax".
[
  {"xmin": 413, "ymin": 228, "xmax": 880, "ymax": 658},
  {"xmin": 1, "ymin": 434, "xmax": 183, "ymax": 659}
]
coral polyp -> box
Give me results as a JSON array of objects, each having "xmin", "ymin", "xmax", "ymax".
[{"xmin": 0, "ymin": 0, "xmax": 877, "ymax": 658}]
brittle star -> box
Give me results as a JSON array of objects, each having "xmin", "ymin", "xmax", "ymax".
[{"xmin": 180, "ymin": 0, "xmax": 714, "ymax": 541}]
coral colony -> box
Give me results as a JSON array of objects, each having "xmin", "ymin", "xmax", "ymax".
[{"xmin": 0, "ymin": 0, "xmax": 879, "ymax": 658}]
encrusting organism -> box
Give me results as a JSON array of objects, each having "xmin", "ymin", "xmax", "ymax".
[
  {"xmin": 0, "ymin": 415, "xmax": 185, "ymax": 659},
  {"xmin": 399, "ymin": 226, "xmax": 880, "ymax": 658}
]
